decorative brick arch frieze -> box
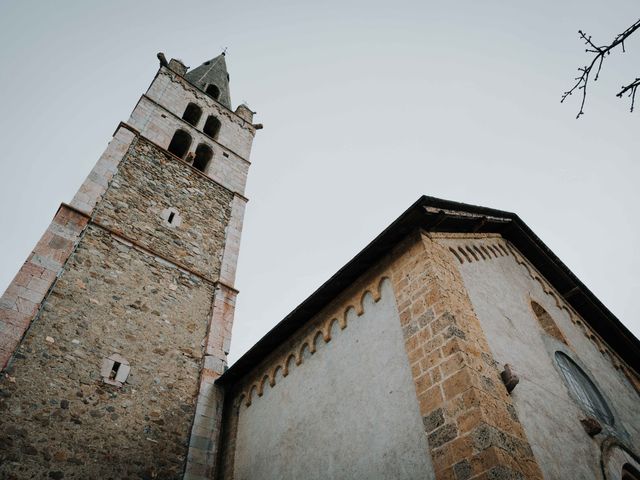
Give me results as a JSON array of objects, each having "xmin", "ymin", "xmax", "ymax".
[
  {"xmin": 446, "ymin": 237, "xmax": 511, "ymax": 265},
  {"xmin": 223, "ymin": 229, "xmax": 637, "ymax": 480},
  {"xmin": 238, "ymin": 276, "xmax": 387, "ymax": 407},
  {"xmin": 227, "ymin": 231, "xmax": 545, "ymax": 478},
  {"xmin": 504, "ymin": 242, "xmax": 640, "ymax": 396},
  {"xmin": 435, "ymin": 231, "xmax": 640, "ymax": 398}
]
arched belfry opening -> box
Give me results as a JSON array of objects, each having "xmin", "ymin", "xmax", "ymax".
[
  {"xmin": 182, "ymin": 103, "xmax": 202, "ymax": 126},
  {"xmin": 203, "ymin": 115, "xmax": 221, "ymax": 139},
  {"xmin": 193, "ymin": 144, "xmax": 213, "ymax": 172},
  {"xmin": 206, "ymin": 84, "xmax": 221, "ymax": 100},
  {"xmin": 167, "ymin": 130, "xmax": 192, "ymax": 159}
]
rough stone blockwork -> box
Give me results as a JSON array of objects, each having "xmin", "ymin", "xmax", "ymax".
[
  {"xmin": 390, "ymin": 232, "xmax": 544, "ymax": 480},
  {"xmin": 92, "ymin": 136, "xmax": 234, "ymax": 281},
  {"xmin": 0, "ymin": 206, "xmax": 88, "ymax": 369},
  {"xmin": 0, "ymin": 225, "xmax": 215, "ymax": 479}
]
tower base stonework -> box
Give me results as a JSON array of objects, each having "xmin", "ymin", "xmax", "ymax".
[{"xmin": 0, "ymin": 53, "xmax": 257, "ymax": 479}]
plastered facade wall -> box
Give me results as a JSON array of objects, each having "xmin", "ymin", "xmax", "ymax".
[
  {"xmin": 220, "ymin": 231, "xmax": 546, "ymax": 480},
  {"xmin": 128, "ymin": 95, "xmax": 250, "ymax": 196},
  {"xmin": 438, "ymin": 234, "xmax": 640, "ymax": 479},
  {"xmin": 229, "ymin": 279, "xmax": 434, "ymax": 480},
  {"xmin": 92, "ymin": 136, "xmax": 234, "ymax": 282},
  {"xmin": 144, "ymin": 68, "xmax": 255, "ymax": 159},
  {"xmin": 0, "ymin": 225, "xmax": 214, "ymax": 479}
]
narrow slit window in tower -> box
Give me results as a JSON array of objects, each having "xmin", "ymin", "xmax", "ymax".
[
  {"xmin": 109, "ymin": 361, "xmax": 121, "ymax": 380},
  {"xmin": 193, "ymin": 144, "xmax": 213, "ymax": 172},
  {"xmin": 203, "ymin": 115, "xmax": 221, "ymax": 138},
  {"xmin": 167, "ymin": 130, "xmax": 192, "ymax": 159},
  {"xmin": 182, "ymin": 103, "xmax": 203, "ymax": 126},
  {"xmin": 168, "ymin": 212, "xmax": 175, "ymax": 224},
  {"xmin": 206, "ymin": 84, "xmax": 221, "ymax": 100}
]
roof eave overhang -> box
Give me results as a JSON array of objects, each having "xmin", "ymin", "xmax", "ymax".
[{"xmin": 218, "ymin": 196, "xmax": 640, "ymax": 385}]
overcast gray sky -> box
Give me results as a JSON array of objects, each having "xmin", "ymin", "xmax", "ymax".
[{"xmin": 0, "ymin": 0, "xmax": 638, "ymax": 364}]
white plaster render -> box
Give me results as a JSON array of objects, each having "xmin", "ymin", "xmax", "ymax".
[
  {"xmin": 232, "ymin": 280, "xmax": 435, "ymax": 480},
  {"xmin": 604, "ymin": 445, "xmax": 640, "ymax": 480},
  {"xmin": 127, "ymin": 96, "xmax": 249, "ymax": 196},
  {"xmin": 437, "ymin": 236, "xmax": 640, "ymax": 480},
  {"xmin": 145, "ymin": 68, "xmax": 255, "ymax": 159},
  {"xmin": 70, "ymin": 127, "xmax": 136, "ymax": 215}
]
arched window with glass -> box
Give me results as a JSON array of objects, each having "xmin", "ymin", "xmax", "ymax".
[{"xmin": 555, "ymin": 351, "xmax": 614, "ymax": 426}]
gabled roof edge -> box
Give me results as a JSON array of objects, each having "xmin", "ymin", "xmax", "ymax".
[{"xmin": 218, "ymin": 196, "xmax": 640, "ymax": 385}]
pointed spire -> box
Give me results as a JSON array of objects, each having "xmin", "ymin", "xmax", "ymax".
[{"xmin": 185, "ymin": 53, "xmax": 231, "ymax": 108}]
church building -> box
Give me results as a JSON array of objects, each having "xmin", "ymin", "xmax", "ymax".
[{"xmin": 0, "ymin": 52, "xmax": 638, "ymax": 480}]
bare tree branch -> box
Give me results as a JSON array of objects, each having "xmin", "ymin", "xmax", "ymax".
[
  {"xmin": 616, "ymin": 77, "xmax": 640, "ymax": 112},
  {"xmin": 562, "ymin": 18, "xmax": 640, "ymax": 118}
]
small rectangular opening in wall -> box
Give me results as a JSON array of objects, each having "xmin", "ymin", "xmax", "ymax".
[
  {"xmin": 223, "ymin": 152, "xmax": 229, "ymax": 158},
  {"xmin": 168, "ymin": 212, "xmax": 175, "ymax": 224},
  {"xmin": 110, "ymin": 361, "xmax": 121, "ymax": 380}
]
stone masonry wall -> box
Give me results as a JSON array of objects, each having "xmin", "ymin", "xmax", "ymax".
[
  {"xmin": 0, "ymin": 206, "xmax": 88, "ymax": 370},
  {"xmin": 391, "ymin": 232, "xmax": 544, "ymax": 480},
  {"xmin": 145, "ymin": 68, "xmax": 256, "ymax": 159},
  {"xmin": 0, "ymin": 225, "xmax": 215, "ymax": 480},
  {"xmin": 92, "ymin": 137, "xmax": 234, "ymax": 282}
]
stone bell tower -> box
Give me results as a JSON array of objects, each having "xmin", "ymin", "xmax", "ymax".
[{"xmin": 0, "ymin": 52, "xmax": 259, "ymax": 479}]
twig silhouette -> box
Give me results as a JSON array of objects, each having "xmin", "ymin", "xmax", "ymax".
[{"xmin": 562, "ymin": 18, "xmax": 640, "ymax": 118}]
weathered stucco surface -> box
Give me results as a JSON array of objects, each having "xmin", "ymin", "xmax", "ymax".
[
  {"xmin": 439, "ymin": 235, "xmax": 640, "ymax": 479},
  {"xmin": 93, "ymin": 137, "xmax": 234, "ymax": 282},
  {"xmin": 231, "ymin": 280, "xmax": 434, "ymax": 480},
  {"xmin": 0, "ymin": 225, "xmax": 214, "ymax": 479},
  {"xmin": 221, "ymin": 232, "xmax": 544, "ymax": 480}
]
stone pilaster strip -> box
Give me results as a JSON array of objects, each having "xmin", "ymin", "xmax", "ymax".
[
  {"xmin": 70, "ymin": 126, "xmax": 135, "ymax": 215},
  {"xmin": 185, "ymin": 283, "xmax": 237, "ymax": 479},
  {"xmin": 184, "ymin": 371, "xmax": 225, "ymax": 480},
  {"xmin": 216, "ymin": 395, "xmax": 243, "ymax": 480},
  {"xmin": 390, "ymin": 231, "xmax": 544, "ymax": 480},
  {"xmin": 219, "ymin": 196, "xmax": 246, "ymax": 287},
  {"xmin": 0, "ymin": 205, "xmax": 88, "ymax": 370}
]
